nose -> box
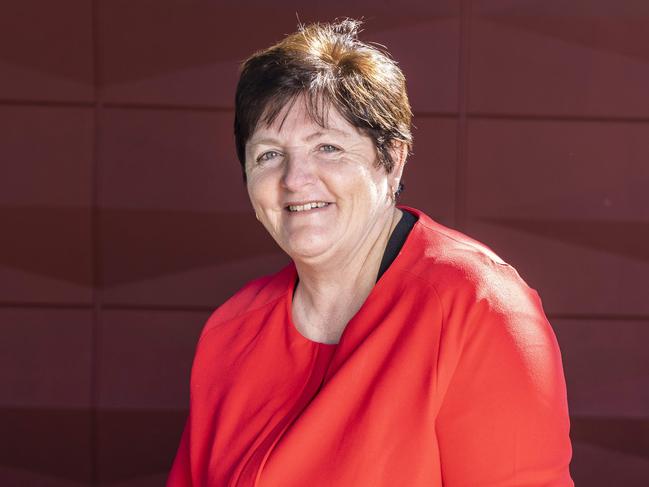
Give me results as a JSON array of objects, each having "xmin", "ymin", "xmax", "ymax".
[{"xmin": 281, "ymin": 151, "xmax": 316, "ymax": 191}]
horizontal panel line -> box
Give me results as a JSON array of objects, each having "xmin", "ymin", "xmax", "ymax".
[
  {"xmin": 414, "ymin": 111, "xmax": 458, "ymax": 118},
  {"xmin": 0, "ymin": 99, "xmax": 94, "ymax": 108},
  {"xmin": 102, "ymin": 303, "xmax": 215, "ymax": 312},
  {"xmin": 0, "ymin": 301, "xmax": 215, "ymax": 313},
  {"xmin": 0, "ymin": 302, "xmax": 93, "ymax": 310},
  {"xmin": 3, "ymin": 99, "xmax": 646, "ymax": 124},
  {"xmin": 103, "ymin": 102, "xmax": 233, "ymax": 112},
  {"xmin": 0, "ymin": 408, "xmax": 641, "ymax": 421},
  {"xmin": 547, "ymin": 313, "xmax": 649, "ymax": 322},
  {"xmin": 0, "ymin": 302, "xmax": 645, "ymax": 320},
  {"xmin": 468, "ymin": 112, "xmax": 649, "ymax": 124}
]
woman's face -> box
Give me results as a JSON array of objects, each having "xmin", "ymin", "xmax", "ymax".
[{"xmin": 244, "ymin": 96, "xmax": 402, "ymax": 264}]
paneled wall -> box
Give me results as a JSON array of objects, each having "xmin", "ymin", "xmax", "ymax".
[{"xmin": 1, "ymin": 1, "xmax": 647, "ymax": 485}]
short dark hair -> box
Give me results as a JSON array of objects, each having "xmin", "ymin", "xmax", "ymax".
[{"xmin": 234, "ymin": 18, "xmax": 413, "ymax": 181}]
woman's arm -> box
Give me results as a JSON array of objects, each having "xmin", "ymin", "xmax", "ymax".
[
  {"xmin": 166, "ymin": 417, "xmax": 192, "ymax": 487},
  {"xmin": 435, "ymin": 279, "xmax": 574, "ymax": 486}
]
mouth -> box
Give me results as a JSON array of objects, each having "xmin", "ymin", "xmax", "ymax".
[{"xmin": 285, "ymin": 201, "xmax": 332, "ymax": 213}]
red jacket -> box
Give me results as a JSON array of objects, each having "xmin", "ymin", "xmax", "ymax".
[{"xmin": 168, "ymin": 206, "xmax": 574, "ymax": 486}]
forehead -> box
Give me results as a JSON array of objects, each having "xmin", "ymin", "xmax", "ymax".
[{"xmin": 250, "ymin": 96, "xmax": 361, "ymax": 142}]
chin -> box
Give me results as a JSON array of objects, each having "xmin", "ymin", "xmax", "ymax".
[{"xmin": 283, "ymin": 236, "xmax": 333, "ymax": 261}]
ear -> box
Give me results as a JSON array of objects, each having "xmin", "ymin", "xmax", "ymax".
[{"xmin": 387, "ymin": 141, "xmax": 408, "ymax": 189}]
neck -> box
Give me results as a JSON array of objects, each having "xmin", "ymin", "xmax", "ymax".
[{"xmin": 291, "ymin": 206, "xmax": 402, "ymax": 340}]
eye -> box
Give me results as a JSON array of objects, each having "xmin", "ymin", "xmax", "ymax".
[
  {"xmin": 319, "ymin": 144, "xmax": 340, "ymax": 154},
  {"xmin": 256, "ymin": 150, "xmax": 281, "ymax": 163}
]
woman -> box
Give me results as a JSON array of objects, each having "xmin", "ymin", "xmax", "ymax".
[{"xmin": 168, "ymin": 19, "xmax": 573, "ymax": 486}]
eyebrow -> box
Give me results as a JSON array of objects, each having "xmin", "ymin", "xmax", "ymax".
[{"xmin": 248, "ymin": 128, "xmax": 350, "ymax": 147}]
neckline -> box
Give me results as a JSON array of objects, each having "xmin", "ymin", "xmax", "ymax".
[
  {"xmin": 284, "ymin": 206, "xmax": 420, "ymax": 347},
  {"xmin": 376, "ymin": 208, "xmax": 417, "ymax": 281}
]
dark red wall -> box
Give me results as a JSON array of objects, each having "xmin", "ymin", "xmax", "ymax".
[{"xmin": 1, "ymin": 1, "xmax": 647, "ymax": 485}]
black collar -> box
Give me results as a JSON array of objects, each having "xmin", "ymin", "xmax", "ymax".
[{"xmin": 376, "ymin": 209, "xmax": 417, "ymax": 282}]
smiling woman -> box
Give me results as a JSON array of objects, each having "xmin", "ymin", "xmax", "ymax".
[
  {"xmin": 167, "ymin": 18, "xmax": 574, "ymax": 487},
  {"xmin": 244, "ymin": 94, "xmax": 404, "ymax": 273}
]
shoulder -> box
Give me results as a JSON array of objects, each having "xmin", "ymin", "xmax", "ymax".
[
  {"xmin": 402, "ymin": 208, "xmax": 563, "ymax": 395},
  {"xmin": 197, "ymin": 262, "xmax": 294, "ymax": 344},
  {"xmin": 400, "ymin": 206, "xmax": 546, "ymax": 331}
]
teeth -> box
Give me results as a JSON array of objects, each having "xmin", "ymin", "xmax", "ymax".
[{"xmin": 288, "ymin": 201, "xmax": 329, "ymax": 212}]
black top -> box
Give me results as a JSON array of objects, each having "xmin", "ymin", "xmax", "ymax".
[{"xmin": 376, "ymin": 208, "xmax": 417, "ymax": 282}]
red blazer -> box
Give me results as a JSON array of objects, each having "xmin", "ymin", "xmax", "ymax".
[{"xmin": 167, "ymin": 206, "xmax": 574, "ymax": 486}]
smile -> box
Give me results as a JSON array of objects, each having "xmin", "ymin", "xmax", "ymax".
[{"xmin": 286, "ymin": 201, "xmax": 331, "ymax": 212}]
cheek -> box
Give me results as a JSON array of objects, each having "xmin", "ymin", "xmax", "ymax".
[
  {"xmin": 247, "ymin": 174, "xmax": 276, "ymax": 209},
  {"xmin": 246, "ymin": 179, "xmax": 263, "ymax": 208},
  {"xmin": 352, "ymin": 166, "xmax": 388, "ymax": 202}
]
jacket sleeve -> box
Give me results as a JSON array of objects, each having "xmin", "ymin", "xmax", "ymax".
[
  {"xmin": 166, "ymin": 417, "xmax": 192, "ymax": 487},
  {"xmin": 434, "ymin": 271, "xmax": 574, "ymax": 486}
]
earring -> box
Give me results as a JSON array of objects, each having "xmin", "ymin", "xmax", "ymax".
[{"xmin": 394, "ymin": 182, "xmax": 404, "ymax": 202}]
